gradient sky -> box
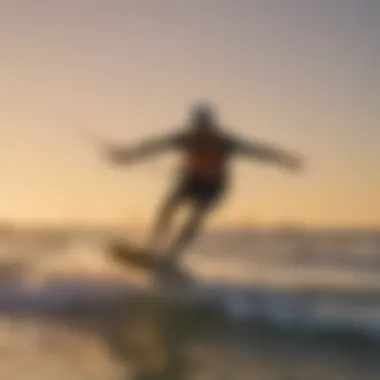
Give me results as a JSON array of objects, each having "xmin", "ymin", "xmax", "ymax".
[{"xmin": 0, "ymin": 0, "xmax": 379, "ymax": 228}]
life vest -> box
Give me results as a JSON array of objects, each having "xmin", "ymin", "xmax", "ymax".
[{"xmin": 184, "ymin": 131, "xmax": 227, "ymax": 180}]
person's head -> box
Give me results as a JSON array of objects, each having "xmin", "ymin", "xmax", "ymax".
[{"xmin": 189, "ymin": 102, "xmax": 218, "ymax": 132}]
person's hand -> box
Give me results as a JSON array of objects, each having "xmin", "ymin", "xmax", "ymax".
[
  {"xmin": 104, "ymin": 146, "xmax": 128, "ymax": 165},
  {"xmin": 281, "ymin": 152, "xmax": 304, "ymax": 173}
]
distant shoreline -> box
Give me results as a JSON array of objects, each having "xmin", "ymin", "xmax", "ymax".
[{"xmin": 0, "ymin": 222, "xmax": 379, "ymax": 236}]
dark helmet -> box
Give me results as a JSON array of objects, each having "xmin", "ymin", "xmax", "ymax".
[{"xmin": 189, "ymin": 102, "xmax": 217, "ymax": 127}]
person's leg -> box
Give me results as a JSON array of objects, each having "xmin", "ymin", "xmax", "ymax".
[
  {"xmin": 166, "ymin": 201, "xmax": 210, "ymax": 261},
  {"xmin": 147, "ymin": 186, "xmax": 183, "ymax": 251}
]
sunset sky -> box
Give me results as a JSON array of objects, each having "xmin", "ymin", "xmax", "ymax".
[{"xmin": 0, "ymin": 0, "xmax": 379, "ymax": 228}]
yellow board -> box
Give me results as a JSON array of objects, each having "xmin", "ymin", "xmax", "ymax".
[
  {"xmin": 110, "ymin": 241, "xmax": 157, "ymax": 268},
  {"xmin": 109, "ymin": 241, "xmax": 178, "ymax": 273},
  {"xmin": 108, "ymin": 241, "xmax": 193, "ymax": 286}
]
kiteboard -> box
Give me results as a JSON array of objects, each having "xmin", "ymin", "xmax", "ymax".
[{"xmin": 108, "ymin": 241, "xmax": 192, "ymax": 286}]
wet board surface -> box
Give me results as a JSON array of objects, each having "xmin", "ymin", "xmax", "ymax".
[
  {"xmin": 108, "ymin": 241, "xmax": 193, "ymax": 286},
  {"xmin": 110, "ymin": 241, "xmax": 162, "ymax": 270}
]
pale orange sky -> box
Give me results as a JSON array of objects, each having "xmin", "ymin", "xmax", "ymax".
[{"xmin": 0, "ymin": 1, "xmax": 379, "ymax": 228}]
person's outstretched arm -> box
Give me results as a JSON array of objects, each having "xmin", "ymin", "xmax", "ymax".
[
  {"xmin": 105, "ymin": 132, "xmax": 184, "ymax": 165},
  {"xmin": 229, "ymin": 135, "xmax": 303, "ymax": 172}
]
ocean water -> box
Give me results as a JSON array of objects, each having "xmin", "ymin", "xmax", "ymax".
[{"xmin": 0, "ymin": 228, "xmax": 380, "ymax": 379}]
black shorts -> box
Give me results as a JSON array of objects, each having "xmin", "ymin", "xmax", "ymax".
[{"xmin": 176, "ymin": 177, "xmax": 224, "ymax": 208}]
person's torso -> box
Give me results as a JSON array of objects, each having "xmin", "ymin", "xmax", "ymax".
[{"xmin": 182, "ymin": 130, "xmax": 230, "ymax": 182}]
